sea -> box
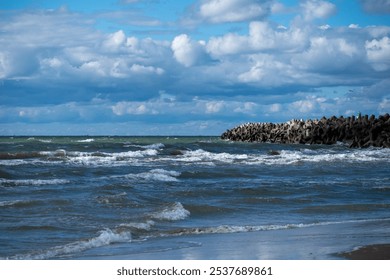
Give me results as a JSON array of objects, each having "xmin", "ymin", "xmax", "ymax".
[{"xmin": 0, "ymin": 136, "xmax": 389, "ymax": 260}]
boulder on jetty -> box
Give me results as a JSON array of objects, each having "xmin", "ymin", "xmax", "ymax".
[{"xmin": 221, "ymin": 114, "xmax": 390, "ymax": 148}]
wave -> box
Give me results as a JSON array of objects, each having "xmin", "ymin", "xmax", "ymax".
[
  {"xmin": 0, "ymin": 199, "xmax": 69, "ymax": 208},
  {"xmin": 151, "ymin": 202, "xmax": 190, "ymax": 221},
  {"xmin": 0, "ymin": 148, "xmax": 159, "ymax": 167},
  {"xmin": 13, "ymin": 228, "xmax": 132, "ymax": 260},
  {"xmin": 125, "ymin": 169, "xmax": 181, "ymax": 182},
  {"xmin": 9, "ymin": 215, "xmax": 388, "ymax": 259},
  {"xmin": 96, "ymin": 192, "xmax": 128, "ymax": 205},
  {"xmin": 0, "ymin": 199, "xmax": 42, "ymax": 208},
  {"xmin": 268, "ymin": 149, "xmax": 390, "ymax": 165},
  {"xmin": 183, "ymin": 149, "xmax": 248, "ymax": 163},
  {"xmin": 4, "ymin": 144, "xmax": 389, "ymax": 168},
  {"xmin": 119, "ymin": 220, "xmax": 156, "ymax": 232},
  {"xmin": 157, "ymin": 217, "xmax": 390, "ymax": 238},
  {"xmin": 142, "ymin": 143, "xmax": 165, "ymax": 149},
  {"xmin": 64, "ymin": 149, "xmax": 158, "ymax": 166},
  {"xmin": 160, "ymin": 147, "xmax": 390, "ymax": 166},
  {"xmin": 0, "ymin": 178, "xmax": 70, "ymax": 187},
  {"xmin": 0, "ymin": 152, "xmax": 42, "ymax": 160},
  {"xmin": 123, "ymin": 143, "xmax": 165, "ymax": 150},
  {"xmin": 75, "ymin": 138, "xmax": 95, "ymax": 143}
]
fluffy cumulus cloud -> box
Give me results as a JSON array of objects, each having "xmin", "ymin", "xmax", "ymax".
[
  {"xmin": 194, "ymin": 0, "xmax": 272, "ymax": 23},
  {"xmin": 300, "ymin": 0, "xmax": 337, "ymax": 21},
  {"xmin": 365, "ymin": 36, "xmax": 390, "ymax": 71},
  {"xmin": 171, "ymin": 34, "xmax": 207, "ymax": 67},
  {"xmin": 1, "ymin": 1, "xmax": 390, "ymax": 135},
  {"xmin": 206, "ymin": 21, "xmax": 304, "ymax": 56}
]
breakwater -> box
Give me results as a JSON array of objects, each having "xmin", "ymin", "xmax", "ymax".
[{"xmin": 221, "ymin": 114, "xmax": 390, "ymax": 148}]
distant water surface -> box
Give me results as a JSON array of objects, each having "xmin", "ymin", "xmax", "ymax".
[{"xmin": 0, "ymin": 136, "xmax": 389, "ymax": 259}]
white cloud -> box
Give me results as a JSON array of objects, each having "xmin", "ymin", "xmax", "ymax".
[
  {"xmin": 197, "ymin": 0, "xmax": 271, "ymax": 23},
  {"xmin": 379, "ymin": 98, "xmax": 390, "ymax": 113},
  {"xmin": 233, "ymin": 102, "xmax": 257, "ymax": 115},
  {"xmin": 300, "ymin": 0, "xmax": 337, "ymax": 21},
  {"xmin": 171, "ymin": 34, "xmax": 206, "ymax": 67},
  {"xmin": 111, "ymin": 101, "xmax": 159, "ymax": 116},
  {"xmin": 205, "ymin": 101, "xmax": 225, "ymax": 114},
  {"xmin": 0, "ymin": 52, "xmax": 9, "ymax": 79},
  {"xmin": 269, "ymin": 103, "xmax": 282, "ymax": 113},
  {"xmin": 290, "ymin": 99, "xmax": 316, "ymax": 113},
  {"xmin": 365, "ymin": 36, "xmax": 390, "ymax": 71},
  {"xmin": 79, "ymin": 61, "xmax": 106, "ymax": 77},
  {"xmin": 207, "ymin": 21, "xmax": 307, "ymax": 57},
  {"xmin": 238, "ymin": 53, "xmax": 299, "ymax": 86},
  {"xmin": 249, "ymin": 21, "xmax": 307, "ymax": 51},
  {"xmin": 102, "ymin": 30, "xmax": 126, "ymax": 51},
  {"xmin": 349, "ymin": 24, "xmax": 360, "ymax": 29},
  {"xmin": 130, "ymin": 64, "xmax": 165, "ymax": 75},
  {"xmin": 292, "ymin": 36, "xmax": 361, "ymax": 73},
  {"xmin": 206, "ymin": 33, "xmax": 248, "ymax": 56}
]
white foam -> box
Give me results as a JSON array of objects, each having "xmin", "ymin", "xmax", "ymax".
[
  {"xmin": 178, "ymin": 149, "xmax": 248, "ymax": 164},
  {"xmin": 127, "ymin": 169, "xmax": 181, "ymax": 182},
  {"xmin": 39, "ymin": 149, "xmax": 67, "ymax": 157},
  {"xmin": 0, "ymin": 178, "xmax": 70, "ymax": 187},
  {"xmin": 65, "ymin": 149, "xmax": 158, "ymax": 166},
  {"xmin": 156, "ymin": 147, "xmax": 390, "ymax": 166},
  {"xmin": 0, "ymin": 200, "xmax": 24, "ymax": 207},
  {"xmin": 123, "ymin": 143, "xmax": 165, "ymax": 150},
  {"xmin": 17, "ymin": 229, "xmax": 131, "ymax": 260},
  {"xmin": 38, "ymin": 139, "xmax": 52, "ymax": 143},
  {"xmin": 237, "ymin": 148, "xmax": 390, "ymax": 166},
  {"xmin": 143, "ymin": 143, "xmax": 165, "ymax": 149},
  {"xmin": 76, "ymin": 138, "xmax": 95, "ymax": 143},
  {"xmin": 151, "ymin": 202, "xmax": 190, "ymax": 221},
  {"xmin": 0, "ymin": 159, "xmax": 32, "ymax": 166},
  {"xmin": 161, "ymin": 218, "xmax": 390, "ymax": 237}
]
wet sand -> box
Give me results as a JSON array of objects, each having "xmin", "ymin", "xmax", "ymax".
[
  {"xmin": 76, "ymin": 219, "xmax": 390, "ymax": 260},
  {"xmin": 337, "ymin": 244, "xmax": 390, "ymax": 260}
]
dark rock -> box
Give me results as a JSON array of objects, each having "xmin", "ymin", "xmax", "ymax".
[
  {"xmin": 267, "ymin": 150, "xmax": 281, "ymax": 156},
  {"xmin": 170, "ymin": 150, "xmax": 184, "ymax": 156},
  {"xmin": 221, "ymin": 114, "xmax": 390, "ymax": 148}
]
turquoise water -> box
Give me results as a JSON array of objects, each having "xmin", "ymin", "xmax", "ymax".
[{"xmin": 0, "ymin": 136, "xmax": 389, "ymax": 259}]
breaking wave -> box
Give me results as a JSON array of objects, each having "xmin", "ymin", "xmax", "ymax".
[
  {"xmin": 125, "ymin": 169, "xmax": 181, "ymax": 182},
  {"xmin": 64, "ymin": 149, "xmax": 158, "ymax": 166},
  {"xmin": 75, "ymin": 139, "xmax": 95, "ymax": 143},
  {"xmin": 158, "ymin": 218, "xmax": 390, "ymax": 237},
  {"xmin": 151, "ymin": 202, "xmax": 190, "ymax": 221},
  {"xmin": 13, "ymin": 229, "xmax": 132, "ymax": 260},
  {"xmin": 160, "ymin": 147, "xmax": 390, "ymax": 166},
  {"xmin": 0, "ymin": 178, "xmax": 70, "ymax": 187}
]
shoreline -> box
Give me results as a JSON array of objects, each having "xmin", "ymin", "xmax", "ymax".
[{"xmin": 75, "ymin": 219, "xmax": 390, "ymax": 260}]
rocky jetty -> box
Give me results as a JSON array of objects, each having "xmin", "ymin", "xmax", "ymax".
[{"xmin": 221, "ymin": 114, "xmax": 390, "ymax": 148}]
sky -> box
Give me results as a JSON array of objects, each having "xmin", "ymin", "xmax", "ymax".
[{"xmin": 0, "ymin": 0, "xmax": 390, "ymax": 135}]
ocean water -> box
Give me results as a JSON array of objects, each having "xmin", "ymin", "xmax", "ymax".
[{"xmin": 0, "ymin": 136, "xmax": 389, "ymax": 259}]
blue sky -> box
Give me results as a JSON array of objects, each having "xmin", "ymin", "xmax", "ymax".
[{"xmin": 1, "ymin": 0, "xmax": 390, "ymax": 135}]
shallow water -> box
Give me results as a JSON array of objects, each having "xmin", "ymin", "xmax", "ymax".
[{"xmin": 0, "ymin": 136, "xmax": 389, "ymax": 259}]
